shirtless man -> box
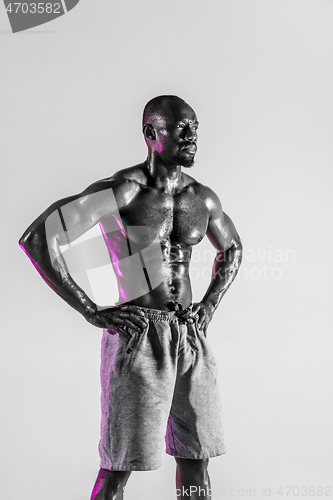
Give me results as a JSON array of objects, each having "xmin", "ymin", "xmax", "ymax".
[{"xmin": 19, "ymin": 95, "xmax": 242, "ymax": 500}]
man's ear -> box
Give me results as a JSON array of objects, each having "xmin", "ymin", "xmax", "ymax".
[{"xmin": 143, "ymin": 124, "xmax": 156, "ymax": 140}]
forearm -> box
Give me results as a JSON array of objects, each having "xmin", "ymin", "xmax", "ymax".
[
  {"xmin": 19, "ymin": 227, "xmax": 97, "ymax": 319},
  {"xmin": 202, "ymin": 243, "xmax": 243, "ymax": 311}
]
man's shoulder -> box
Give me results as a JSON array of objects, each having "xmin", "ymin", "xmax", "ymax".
[
  {"xmin": 88, "ymin": 164, "xmax": 149, "ymax": 210},
  {"xmin": 85, "ymin": 164, "xmax": 147, "ymax": 195},
  {"xmin": 110, "ymin": 163, "xmax": 147, "ymax": 185},
  {"xmin": 182, "ymin": 172, "xmax": 222, "ymax": 207}
]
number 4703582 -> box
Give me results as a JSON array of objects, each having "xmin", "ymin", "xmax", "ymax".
[{"xmin": 5, "ymin": 3, "xmax": 61, "ymax": 14}]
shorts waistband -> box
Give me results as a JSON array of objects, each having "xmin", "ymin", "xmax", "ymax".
[{"xmin": 116, "ymin": 303, "xmax": 194, "ymax": 323}]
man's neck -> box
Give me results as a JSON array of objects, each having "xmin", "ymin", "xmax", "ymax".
[{"xmin": 145, "ymin": 157, "xmax": 183, "ymax": 194}]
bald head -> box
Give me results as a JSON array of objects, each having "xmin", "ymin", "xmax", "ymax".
[{"xmin": 142, "ymin": 95, "xmax": 190, "ymax": 127}]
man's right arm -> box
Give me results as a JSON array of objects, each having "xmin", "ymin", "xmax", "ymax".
[
  {"xmin": 19, "ymin": 181, "xmax": 117, "ymax": 320},
  {"xmin": 19, "ymin": 179, "xmax": 148, "ymax": 335}
]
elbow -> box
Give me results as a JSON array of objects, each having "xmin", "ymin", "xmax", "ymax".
[
  {"xmin": 217, "ymin": 240, "xmax": 243, "ymax": 263},
  {"xmin": 226, "ymin": 239, "xmax": 243, "ymax": 264},
  {"xmin": 18, "ymin": 229, "xmax": 41, "ymax": 257},
  {"xmin": 19, "ymin": 230, "xmax": 35, "ymax": 249},
  {"xmin": 18, "ymin": 231, "xmax": 30, "ymax": 249},
  {"xmin": 228, "ymin": 238, "xmax": 243, "ymax": 255},
  {"xmin": 19, "ymin": 232, "xmax": 34, "ymax": 261}
]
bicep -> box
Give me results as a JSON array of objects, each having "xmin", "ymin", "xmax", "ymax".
[
  {"xmin": 47, "ymin": 196, "xmax": 97, "ymax": 246},
  {"xmin": 207, "ymin": 211, "xmax": 241, "ymax": 252},
  {"xmin": 205, "ymin": 190, "xmax": 241, "ymax": 253},
  {"xmin": 45, "ymin": 186, "xmax": 119, "ymax": 245}
]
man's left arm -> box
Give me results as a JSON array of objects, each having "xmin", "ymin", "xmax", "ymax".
[{"xmin": 192, "ymin": 187, "xmax": 243, "ymax": 333}]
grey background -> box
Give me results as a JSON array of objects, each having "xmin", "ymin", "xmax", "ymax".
[{"xmin": 1, "ymin": 1, "xmax": 332, "ymax": 499}]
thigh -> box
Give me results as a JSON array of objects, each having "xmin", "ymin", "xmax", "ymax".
[
  {"xmin": 165, "ymin": 323, "xmax": 226, "ymax": 459},
  {"xmin": 99, "ymin": 320, "xmax": 179, "ymax": 471}
]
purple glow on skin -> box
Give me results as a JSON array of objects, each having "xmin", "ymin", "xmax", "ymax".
[
  {"xmin": 156, "ymin": 144, "xmax": 163, "ymax": 153},
  {"xmin": 19, "ymin": 241, "xmax": 33, "ymax": 260},
  {"xmin": 19, "ymin": 242, "xmax": 58, "ymax": 292},
  {"xmin": 99, "ymin": 221, "xmax": 121, "ymax": 258},
  {"xmin": 98, "ymin": 222, "xmax": 134, "ymax": 303},
  {"xmin": 19, "ymin": 242, "xmax": 40, "ymax": 271},
  {"xmin": 91, "ymin": 475, "xmax": 103, "ymax": 500},
  {"xmin": 117, "ymin": 284, "xmax": 128, "ymax": 303},
  {"xmin": 98, "ymin": 222, "xmax": 132, "ymax": 303}
]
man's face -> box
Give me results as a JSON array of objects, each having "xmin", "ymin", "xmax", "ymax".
[{"xmin": 153, "ymin": 100, "xmax": 199, "ymax": 168}]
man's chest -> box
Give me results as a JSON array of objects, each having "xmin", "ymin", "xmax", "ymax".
[{"xmin": 118, "ymin": 188, "xmax": 209, "ymax": 245}]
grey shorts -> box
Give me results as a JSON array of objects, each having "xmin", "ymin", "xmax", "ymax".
[{"xmin": 99, "ymin": 305, "xmax": 226, "ymax": 471}]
